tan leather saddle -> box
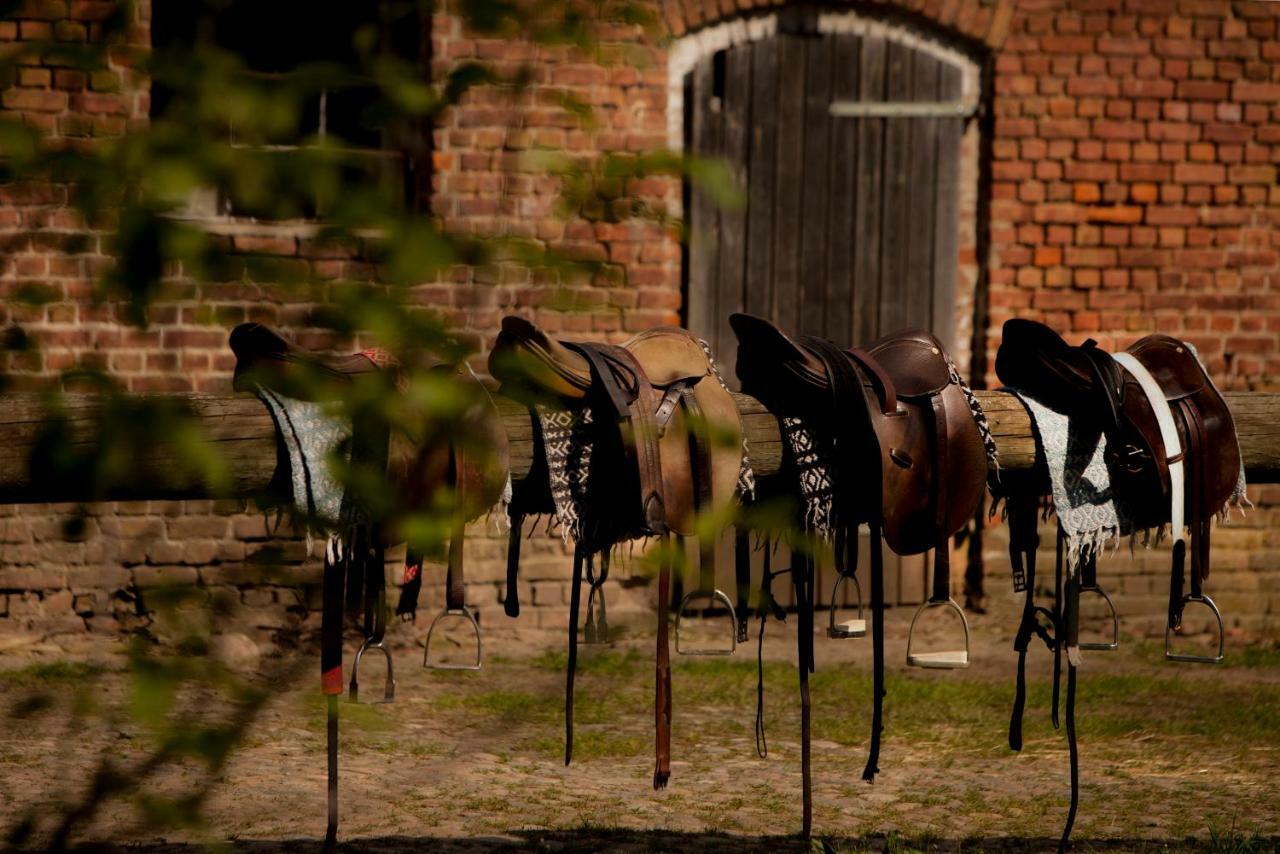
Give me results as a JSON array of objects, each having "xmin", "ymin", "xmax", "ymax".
[
  {"xmin": 230, "ymin": 322, "xmax": 509, "ymax": 846},
  {"xmin": 489, "ymin": 315, "xmax": 745, "ymax": 789},
  {"xmin": 995, "ymin": 319, "xmax": 1240, "ymax": 850},
  {"xmin": 730, "ymin": 313, "xmax": 988, "ymax": 836}
]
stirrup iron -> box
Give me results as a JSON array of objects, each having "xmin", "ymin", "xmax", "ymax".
[
  {"xmin": 349, "ymin": 636, "xmax": 396, "ymax": 703},
  {"xmin": 827, "ymin": 573, "xmax": 867, "ymax": 639},
  {"xmin": 1078, "ymin": 584, "xmax": 1119, "ymax": 651},
  {"xmin": 1165, "ymin": 594, "xmax": 1225, "ymax": 664},
  {"xmin": 423, "ymin": 606, "xmax": 482, "ymax": 671},
  {"xmin": 675, "ymin": 589, "xmax": 737, "ymax": 656},
  {"xmin": 906, "ymin": 597, "xmax": 971, "ymax": 669}
]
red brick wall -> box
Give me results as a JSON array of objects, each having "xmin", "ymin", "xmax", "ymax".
[{"xmin": 2, "ymin": 0, "xmax": 1279, "ymax": 643}]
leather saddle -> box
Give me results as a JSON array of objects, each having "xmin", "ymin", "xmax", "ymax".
[
  {"xmin": 730, "ymin": 313, "xmax": 988, "ymax": 835},
  {"xmin": 489, "ymin": 315, "xmax": 746, "ymax": 789},
  {"xmin": 994, "ymin": 318, "xmax": 1240, "ymax": 851},
  {"xmin": 997, "ymin": 319, "xmax": 1239, "ymax": 644}
]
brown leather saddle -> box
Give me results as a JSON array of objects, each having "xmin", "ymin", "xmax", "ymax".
[
  {"xmin": 730, "ymin": 314, "xmax": 988, "ymax": 835},
  {"xmin": 230, "ymin": 322, "xmax": 509, "ymax": 847},
  {"xmin": 995, "ymin": 318, "xmax": 1240, "ymax": 851},
  {"xmin": 489, "ymin": 315, "xmax": 745, "ymax": 789}
]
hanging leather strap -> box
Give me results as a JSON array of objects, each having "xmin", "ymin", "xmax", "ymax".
[
  {"xmin": 564, "ymin": 548, "xmax": 585, "ymax": 766},
  {"xmin": 930, "ymin": 394, "xmax": 951, "ymax": 604},
  {"xmin": 1061, "ymin": 574, "xmax": 1081, "ymax": 853},
  {"xmin": 863, "ymin": 521, "xmax": 886, "ymax": 784},
  {"xmin": 504, "ymin": 511, "xmax": 524, "ymax": 618},
  {"xmin": 1051, "ymin": 524, "xmax": 1064, "ymax": 731},
  {"xmin": 793, "ymin": 549, "xmax": 814, "ymax": 838},
  {"xmin": 734, "ymin": 527, "xmax": 752, "ymax": 644},
  {"xmin": 654, "ymin": 536, "xmax": 673, "ymax": 788},
  {"xmin": 445, "ymin": 445, "xmax": 466, "ymax": 612}
]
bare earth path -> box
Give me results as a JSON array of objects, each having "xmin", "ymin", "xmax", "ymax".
[{"xmin": 1, "ymin": 600, "xmax": 1277, "ymax": 852}]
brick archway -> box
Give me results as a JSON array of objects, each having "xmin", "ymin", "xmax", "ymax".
[{"xmin": 659, "ymin": 0, "xmax": 1015, "ymax": 52}]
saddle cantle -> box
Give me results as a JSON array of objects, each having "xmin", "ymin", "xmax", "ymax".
[
  {"xmin": 490, "ymin": 315, "xmax": 747, "ymax": 788},
  {"xmin": 730, "ymin": 313, "xmax": 990, "ymax": 835},
  {"xmin": 994, "ymin": 318, "xmax": 1241, "ymax": 850}
]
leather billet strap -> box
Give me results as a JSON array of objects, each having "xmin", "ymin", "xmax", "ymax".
[{"xmin": 571, "ymin": 342, "xmax": 669, "ymax": 537}]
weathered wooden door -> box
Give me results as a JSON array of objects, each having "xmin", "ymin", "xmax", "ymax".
[{"xmin": 684, "ymin": 29, "xmax": 970, "ymax": 607}]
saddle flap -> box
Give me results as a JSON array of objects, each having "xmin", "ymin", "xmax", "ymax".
[
  {"xmin": 864, "ymin": 330, "xmax": 952, "ymax": 399},
  {"xmin": 1126, "ymin": 335, "xmax": 1206, "ymax": 401}
]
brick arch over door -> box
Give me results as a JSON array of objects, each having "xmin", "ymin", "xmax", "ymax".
[
  {"xmin": 677, "ymin": 11, "xmax": 984, "ymax": 384},
  {"xmin": 659, "ymin": 0, "xmax": 1015, "ymax": 51}
]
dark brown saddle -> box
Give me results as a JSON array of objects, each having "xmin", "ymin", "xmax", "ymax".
[
  {"xmin": 489, "ymin": 315, "xmax": 745, "ymax": 789},
  {"xmin": 230, "ymin": 322, "xmax": 510, "ymax": 845},
  {"xmin": 994, "ymin": 319, "xmax": 1240, "ymax": 851},
  {"xmin": 729, "ymin": 313, "xmax": 988, "ymax": 835},
  {"xmin": 997, "ymin": 319, "xmax": 1239, "ymax": 652}
]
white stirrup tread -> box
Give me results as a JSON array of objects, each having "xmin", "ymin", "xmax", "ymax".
[
  {"xmin": 831, "ymin": 618, "xmax": 867, "ymax": 638},
  {"xmin": 907, "ymin": 650, "xmax": 970, "ymax": 669},
  {"xmin": 1112, "ymin": 352, "xmax": 1185, "ymax": 541}
]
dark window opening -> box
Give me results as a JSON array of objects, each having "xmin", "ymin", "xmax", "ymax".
[{"xmin": 151, "ymin": 1, "xmax": 425, "ymax": 218}]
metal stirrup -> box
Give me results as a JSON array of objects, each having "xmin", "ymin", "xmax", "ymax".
[
  {"xmin": 1165, "ymin": 593, "xmax": 1225, "ymax": 664},
  {"xmin": 423, "ymin": 606, "xmax": 482, "ymax": 671},
  {"xmin": 675, "ymin": 590, "xmax": 737, "ymax": 656},
  {"xmin": 906, "ymin": 597, "xmax": 971, "ymax": 669},
  {"xmin": 827, "ymin": 573, "xmax": 867, "ymax": 639},
  {"xmin": 349, "ymin": 636, "xmax": 396, "ymax": 703},
  {"xmin": 1078, "ymin": 584, "xmax": 1120, "ymax": 651}
]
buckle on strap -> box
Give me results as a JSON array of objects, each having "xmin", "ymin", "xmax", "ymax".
[
  {"xmin": 1165, "ymin": 594, "xmax": 1225, "ymax": 664},
  {"xmin": 423, "ymin": 607, "xmax": 482, "ymax": 671},
  {"xmin": 906, "ymin": 597, "xmax": 971, "ymax": 669},
  {"xmin": 675, "ymin": 590, "xmax": 738, "ymax": 656}
]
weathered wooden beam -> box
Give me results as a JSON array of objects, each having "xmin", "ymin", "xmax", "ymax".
[{"xmin": 2, "ymin": 389, "xmax": 1279, "ymax": 504}]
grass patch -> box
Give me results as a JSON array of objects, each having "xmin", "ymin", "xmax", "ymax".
[{"xmin": 0, "ymin": 661, "xmax": 109, "ymax": 687}]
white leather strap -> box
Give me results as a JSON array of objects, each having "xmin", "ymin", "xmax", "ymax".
[{"xmin": 1112, "ymin": 352, "xmax": 1184, "ymax": 541}]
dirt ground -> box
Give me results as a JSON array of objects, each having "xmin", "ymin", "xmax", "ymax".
[{"xmin": 1, "ymin": 596, "xmax": 1278, "ymax": 853}]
